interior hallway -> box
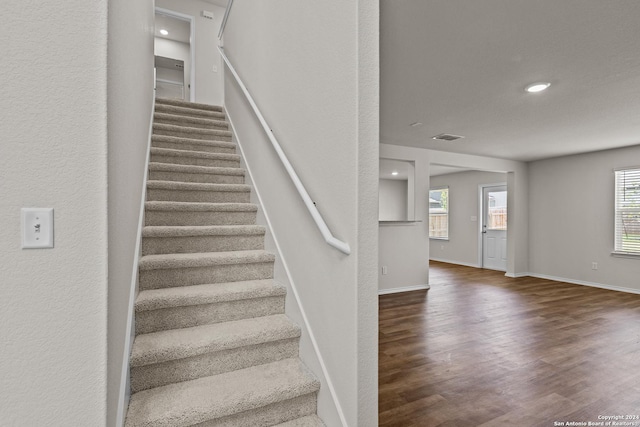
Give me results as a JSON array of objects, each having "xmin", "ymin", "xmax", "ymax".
[{"xmin": 379, "ymin": 261, "xmax": 640, "ymax": 426}]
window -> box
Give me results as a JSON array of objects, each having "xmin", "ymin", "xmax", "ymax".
[
  {"xmin": 429, "ymin": 187, "xmax": 449, "ymax": 239},
  {"xmin": 614, "ymin": 167, "xmax": 640, "ymax": 255}
]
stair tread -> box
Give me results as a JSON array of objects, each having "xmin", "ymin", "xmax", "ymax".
[
  {"xmin": 144, "ymin": 201, "xmax": 257, "ymax": 212},
  {"xmin": 147, "ymin": 180, "xmax": 250, "ymax": 192},
  {"xmin": 136, "ymin": 279, "xmax": 285, "ymax": 312},
  {"xmin": 156, "ymin": 97, "xmax": 224, "ymax": 112},
  {"xmin": 152, "ymin": 134, "xmax": 235, "ymax": 148},
  {"xmin": 154, "ymin": 112, "xmax": 228, "ymax": 128},
  {"xmin": 125, "ymin": 358, "xmax": 319, "ymax": 427},
  {"xmin": 148, "ymin": 162, "xmax": 245, "ymax": 176},
  {"xmin": 143, "ymin": 225, "xmax": 265, "ymax": 237},
  {"xmin": 155, "ymin": 103, "xmax": 226, "ymax": 119},
  {"xmin": 150, "ymin": 147, "xmax": 240, "ymax": 160},
  {"xmin": 131, "ymin": 314, "xmax": 300, "ymax": 366},
  {"xmin": 275, "ymin": 415, "xmax": 326, "ymax": 427},
  {"xmin": 139, "ymin": 250, "xmax": 276, "ymax": 270},
  {"xmin": 154, "ymin": 122, "xmax": 232, "ymax": 136}
]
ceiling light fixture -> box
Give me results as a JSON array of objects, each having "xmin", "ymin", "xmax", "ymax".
[
  {"xmin": 159, "ymin": 29, "xmax": 169, "ymax": 36},
  {"xmin": 525, "ymin": 82, "xmax": 551, "ymax": 93},
  {"xmin": 391, "ymin": 171, "xmax": 399, "ymax": 176}
]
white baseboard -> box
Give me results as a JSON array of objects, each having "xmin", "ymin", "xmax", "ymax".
[
  {"xmin": 429, "ymin": 257, "xmax": 480, "ymax": 268},
  {"xmin": 527, "ymin": 273, "xmax": 640, "ymax": 295},
  {"xmin": 378, "ymin": 284, "xmax": 430, "ymax": 295},
  {"xmin": 505, "ymin": 272, "xmax": 530, "ymax": 278}
]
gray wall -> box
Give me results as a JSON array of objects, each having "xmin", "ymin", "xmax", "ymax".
[
  {"xmin": 430, "ymin": 171, "xmax": 507, "ymax": 267},
  {"xmin": 107, "ymin": 0, "xmax": 155, "ymax": 425},
  {"xmin": 0, "ymin": 0, "xmax": 109, "ymax": 424},
  {"xmin": 223, "ymin": 0, "xmax": 379, "ymax": 425},
  {"xmin": 379, "ymin": 179, "xmax": 408, "ymax": 221},
  {"xmin": 529, "ymin": 145, "xmax": 640, "ymax": 292}
]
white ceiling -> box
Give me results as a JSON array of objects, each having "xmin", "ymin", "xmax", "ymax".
[
  {"xmin": 155, "ymin": 12, "xmax": 191, "ymax": 44},
  {"xmin": 381, "ymin": 0, "xmax": 640, "ymax": 162},
  {"xmin": 380, "ymin": 158, "xmax": 412, "ymax": 180}
]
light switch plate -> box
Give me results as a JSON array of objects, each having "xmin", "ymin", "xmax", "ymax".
[{"xmin": 21, "ymin": 208, "xmax": 54, "ymax": 249}]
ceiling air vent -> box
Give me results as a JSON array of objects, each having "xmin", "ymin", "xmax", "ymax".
[
  {"xmin": 432, "ymin": 133, "xmax": 464, "ymax": 141},
  {"xmin": 175, "ymin": 64, "xmax": 184, "ymax": 69}
]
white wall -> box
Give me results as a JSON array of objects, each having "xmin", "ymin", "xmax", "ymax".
[
  {"xmin": 155, "ymin": 37, "xmax": 191, "ymax": 99},
  {"xmin": 379, "ymin": 179, "xmax": 408, "ymax": 221},
  {"xmin": 429, "ymin": 171, "xmax": 506, "ymax": 266},
  {"xmin": 223, "ymin": 1, "xmax": 379, "ymax": 425},
  {"xmin": 529, "ymin": 144, "xmax": 640, "ymax": 292},
  {"xmin": 107, "ymin": 0, "xmax": 155, "ymax": 425},
  {"xmin": 0, "ymin": 1, "xmax": 109, "ymax": 425},
  {"xmin": 156, "ymin": 0, "xmax": 225, "ymax": 105}
]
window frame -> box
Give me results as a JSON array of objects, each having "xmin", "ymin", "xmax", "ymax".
[
  {"xmin": 429, "ymin": 186, "xmax": 449, "ymax": 240},
  {"xmin": 613, "ymin": 167, "xmax": 640, "ymax": 257}
]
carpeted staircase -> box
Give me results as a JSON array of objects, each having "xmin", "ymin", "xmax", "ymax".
[{"xmin": 125, "ymin": 98, "xmax": 325, "ymax": 427}]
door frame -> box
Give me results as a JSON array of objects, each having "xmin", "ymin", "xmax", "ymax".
[
  {"xmin": 477, "ymin": 182, "xmax": 508, "ymax": 269},
  {"xmin": 155, "ymin": 7, "xmax": 196, "ymax": 102}
]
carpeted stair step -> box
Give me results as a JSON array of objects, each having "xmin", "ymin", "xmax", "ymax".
[
  {"xmin": 125, "ymin": 358, "xmax": 320, "ymax": 427},
  {"xmin": 156, "ymin": 97, "xmax": 224, "ymax": 112},
  {"xmin": 135, "ymin": 279, "xmax": 286, "ymax": 334},
  {"xmin": 144, "ymin": 201, "xmax": 258, "ymax": 226},
  {"xmin": 130, "ymin": 314, "xmax": 301, "ymax": 392},
  {"xmin": 154, "ymin": 123, "xmax": 232, "ymax": 141},
  {"xmin": 150, "ymin": 147, "xmax": 240, "ymax": 168},
  {"xmin": 152, "ymin": 135, "xmax": 236, "ymax": 154},
  {"xmin": 275, "ymin": 415, "xmax": 326, "ymax": 426},
  {"xmin": 142, "ymin": 225, "xmax": 265, "ymax": 255},
  {"xmin": 139, "ymin": 250, "xmax": 275, "ymax": 290},
  {"xmin": 148, "ymin": 163, "xmax": 245, "ymax": 185},
  {"xmin": 155, "ymin": 103, "xmax": 227, "ymax": 120},
  {"xmin": 154, "ymin": 112, "xmax": 229, "ymax": 130},
  {"xmin": 147, "ymin": 181, "xmax": 251, "ymax": 204}
]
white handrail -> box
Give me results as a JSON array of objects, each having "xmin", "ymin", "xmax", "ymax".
[
  {"xmin": 218, "ymin": 46, "xmax": 351, "ymax": 255},
  {"xmin": 218, "ymin": 0, "xmax": 234, "ymax": 40}
]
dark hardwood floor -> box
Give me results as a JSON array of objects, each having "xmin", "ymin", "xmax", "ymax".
[{"xmin": 379, "ymin": 261, "xmax": 640, "ymax": 427}]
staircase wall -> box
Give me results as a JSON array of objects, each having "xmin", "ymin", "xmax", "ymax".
[
  {"xmin": 222, "ymin": 1, "xmax": 379, "ymax": 425},
  {"xmin": 0, "ymin": 1, "xmax": 110, "ymax": 425}
]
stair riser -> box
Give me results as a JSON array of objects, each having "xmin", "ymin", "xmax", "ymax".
[
  {"xmin": 140, "ymin": 262, "xmax": 274, "ymax": 290},
  {"xmin": 130, "ymin": 338, "xmax": 299, "ymax": 393},
  {"xmin": 142, "ymin": 234, "xmax": 264, "ymax": 255},
  {"xmin": 145, "ymin": 210, "xmax": 257, "ymax": 227},
  {"xmin": 155, "ymin": 105, "xmax": 226, "ymax": 120},
  {"xmin": 135, "ymin": 295, "xmax": 285, "ymax": 334},
  {"xmin": 154, "ymin": 127, "xmax": 231, "ymax": 141},
  {"xmin": 150, "ymin": 154, "xmax": 240, "ymax": 168},
  {"xmin": 149, "ymin": 170, "xmax": 244, "ymax": 185},
  {"xmin": 195, "ymin": 393, "xmax": 318, "ymax": 427},
  {"xmin": 147, "ymin": 189, "xmax": 250, "ymax": 203},
  {"xmin": 155, "ymin": 117, "xmax": 229, "ymax": 130},
  {"xmin": 156, "ymin": 99, "xmax": 223, "ymax": 112},
  {"xmin": 152, "ymin": 141, "xmax": 236, "ymax": 154}
]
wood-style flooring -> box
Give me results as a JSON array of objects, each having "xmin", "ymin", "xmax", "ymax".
[{"xmin": 379, "ymin": 261, "xmax": 640, "ymax": 427}]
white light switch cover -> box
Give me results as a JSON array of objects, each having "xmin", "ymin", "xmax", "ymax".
[{"xmin": 21, "ymin": 208, "xmax": 54, "ymax": 249}]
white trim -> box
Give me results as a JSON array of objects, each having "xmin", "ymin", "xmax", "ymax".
[
  {"xmin": 226, "ymin": 111, "xmax": 349, "ymax": 427},
  {"xmin": 116, "ymin": 96, "xmax": 156, "ymax": 427},
  {"xmin": 527, "ymin": 273, "xmax": 640, "ymax": 295},
  {"xmin": 155, "ymin": 7, "xmax": 196, "ymax": 102},
  {"xmin": 378, "ymin": 284, "xmax": 430, "ymax": 295},
  {"xmin": 219, "ymin": 47, "xmax": 350, "ymax": 255},
  {"xmin": 611, "ymin": 251, "xmax": 640, "ymax": 259},
  {"xmin": 429, "ymin": 257, "xmax": 480, "ymax": 268},
  {"xmin": 505, "ymin": 271, "xmax": 530, "ymax": 278}
]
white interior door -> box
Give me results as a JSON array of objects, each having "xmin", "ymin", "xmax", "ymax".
[{"xmin": 482, "ymin": 185, "xmax": 508, "ymax": 271}]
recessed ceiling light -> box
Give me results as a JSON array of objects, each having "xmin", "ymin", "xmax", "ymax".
[
  {"xmin": 159, "ymin": 29, "xmax": 169, "ymax": 36},
  {"xmin": 409, "ymin": 122, "xmax": 423, "ymax": 127},
  {"xmin": 525, "ymin": 82, "xmax": 551, "ymax": 93},
  {"xmin": 391, "ymin": 171, "xmax": 399, "ymax": 176}
]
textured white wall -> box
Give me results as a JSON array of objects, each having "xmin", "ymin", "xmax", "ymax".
[
  {"xmin": 156, "ymin": 0, "xmax": 225, "ymax": 105},
  {"xmin": 379, "ymin": 179, "xmax": 408, "ymax": 221},
  {"xmin": 107, "ymin": 0, "xmax": 155, "ymax": 425},
  {"xmin": 429, "ymin": 171, "xmax": 507, "ymax": 266},
  {"xmin": 223, "ymin": 1, "xmax": 379, "ymax": 425},
  {"xmin": 529, "ymin": 145, "xmax": 640, "ymax": 292},
  {"xmin": 0, "ymin": 1, "xmax": 109, "ymax": 425}
]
